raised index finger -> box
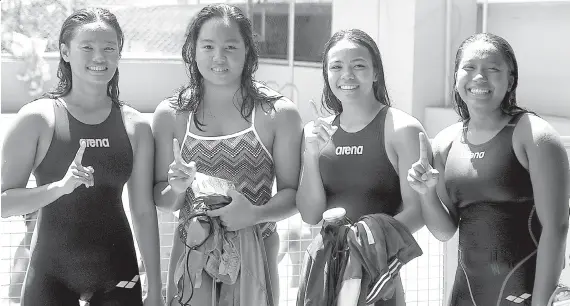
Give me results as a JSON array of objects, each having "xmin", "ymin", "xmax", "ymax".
[
  {"xmin": 172, "ymin": 138, "xmax": 182, "ymax": 163},
  {"xmin": 419, "ymin": 132, "xmax": 429, "ymax": 167},
  {"xmin": 74, "ymin": 140, "xmax": 87, "ymax": 164},
  {"xmin": 309, "ymin": 99, "xmax": 320, "ymax": 118}
]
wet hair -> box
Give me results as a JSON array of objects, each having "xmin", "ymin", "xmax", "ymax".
[
  {"xmin": 320, "ymin": 29, "xmax": 391, "ymax": 115},
  {"xmin": 44, "ymin": 7, "xmax": 124, "ymax": 106},
  {"xmin": 174, "ymin": 3, "xmax": 280, "ymax": 131},
  {"xmin": 452, "ymin": 32, "xmax": 533, "ymax": 121}
]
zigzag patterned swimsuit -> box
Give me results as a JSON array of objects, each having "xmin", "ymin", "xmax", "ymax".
[{"xmin": 177, "ymin": 106, "xmax": 277, "ymax": 249}]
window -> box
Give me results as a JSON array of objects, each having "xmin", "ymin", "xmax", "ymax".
[
  {"xmin": 240, "ymin": 1, "xmax": 332, "ymax": 63},
  {"xmin": 2, "ymin": 0, "xmax": 332, "ymax": 63}
]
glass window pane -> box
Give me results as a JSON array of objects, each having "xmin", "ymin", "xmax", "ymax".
[{"xmin": 293, "ymin": 2, "xmax": 331, "ymax": 62}]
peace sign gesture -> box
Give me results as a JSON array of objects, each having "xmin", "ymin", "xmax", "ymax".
[
  {"xmin": 407, "ymin": 132, "xmax": 439, "ymax": 194},
  {"xmin": 166, "ymin": 138, "xmax": 196, "ymax": 195},
  {"xmin": 304, "ymin": 99, "xmax": 337, "ymax": 156}
]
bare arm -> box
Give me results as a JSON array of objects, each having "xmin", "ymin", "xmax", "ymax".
[
  {"xmin": 254, "ymin": 100, "xmax": 304, "ymax": 224},
  {"xmin": 2, "ymin": 183, "xmax": 66, "ymax": 217},
  {"xmin": 295, "ymin": 125, "xmax": 328, "ymax": 225},
  {"xmin": 124, "ymin": 109, "xmax": 163, "ymax": 298},
  {"xmin": 389, "ymin": 120, "xmax": 426, "ymax": 234},
  {"xmin": 517, "ymin": 116, "xmax": 569, "ymax": 306},
  {"xmin": 2, "ymin": 102, "xmax": 91, "ymax": 217},
  {"xmin": 418, "ymin": 152, "xmax": 459, "ymax": 241},
  {"xmin": 408, "ymin": 124, "xmax": 460, "ymax": 241},
  {"xmin": 296, "ymin": 99, "xmax": 337, "ymax": 225},
  {"xmin": 151, "ymin": 100, "xmax": 186, "ymax": 212}
]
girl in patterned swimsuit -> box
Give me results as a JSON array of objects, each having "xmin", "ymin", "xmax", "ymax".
[{"xmin": 151, "ymin": 4, "xmax": 303, "ymax": 305}]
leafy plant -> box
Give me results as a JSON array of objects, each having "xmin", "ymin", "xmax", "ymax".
[{"xmin": 1, "ymin": 0, "xmax": 85, "ymax": 95}]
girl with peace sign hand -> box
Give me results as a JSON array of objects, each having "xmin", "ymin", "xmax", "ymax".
[
  {"xmin": 303, "ymin": 99, "xmax": 338, "ymax": 156},
  {"xmin": 295, "ymin": 29, "xmax": 430, "ymax": 305},
  {"xmin": 164, "ymin": 138, "xmax": 196, "ymax": 196},
  {"xmin": 1, "ymin": 8, "xmax": 164, "ymax": 306}
]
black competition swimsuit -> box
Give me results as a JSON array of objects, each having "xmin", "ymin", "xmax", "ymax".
[
  {"xmin": 22, "ymin": 99, "xmax": 142, "ymax": 306},
  {"xmin": 319, "ymin": 106, "xmax": 402, "ymax": 221},
  {"xmin": 318, "ymin": 106, "xmax": 404, "ymax": 305},
  {"xmin": 445, "ymin": 114, "xmax": 540, "ymax": 306}
]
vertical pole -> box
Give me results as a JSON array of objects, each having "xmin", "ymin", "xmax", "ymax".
[
  {"xmin": 287, "ymin": 0, "xmax": 296, "ymax": 99},
  {"xmin": 444, "ymin": 0, "xmax": 452, "ymax": 106},
  {"xmin": 245, "ymin": 0, "xmax": 252, "ymax": 20},
  {"xmin": 482, "ymin": 0, "xmax": 489, "ymax": 33}
]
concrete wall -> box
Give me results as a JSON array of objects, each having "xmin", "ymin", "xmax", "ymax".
[
  {"xmin": 485, "ymin": 2, "xmax": 570, "ymax": 118},
  {"xmin": 330, "ymin": 0, "xmax": 570, "ymax": 124},
  {"xmin": 331, "ymin": 0, "xmax": 448, "ymax": 122},
  {"xmin": 3, "ymin": 1, "xmax": 568, "ymax": 122},
  {"xmin": 1, "ymin": 56, "xmax": 186, "ymax": 114},
  {"xmin": 425, "ymin": 1, "xmax": 570, "ymax": 137},
  {"xmin": 1, "ymin": 56, "xmax": 323, "ymax": 124}
]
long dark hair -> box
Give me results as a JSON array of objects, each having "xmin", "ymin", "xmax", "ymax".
[
  {"xmin": 320, "ymin": 29, "xmax": 391, "ymax": 115},
  {"xmin": 174, "ymin": 4, "xmax": 280, "ymax": 131},
  {"xmin": 452, "ymin": 32, "xmax": 532, "ymax": 121},
  {"xmin": 44, "ymin": 7, "xmax": 124, "ymax": 106}
]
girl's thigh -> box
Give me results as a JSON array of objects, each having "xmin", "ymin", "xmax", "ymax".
[
  {"xmin": 168, "ymin": 270, "xmax": 215, "ymax": 306},
  {"xmin": 167, "ymin": 238, "xmax": 214, "ymax": 306}
]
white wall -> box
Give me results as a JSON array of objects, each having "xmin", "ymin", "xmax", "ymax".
[
  {"xmin": 2, "ymin": 1, "xmax": 567, "ymax": 122},
  {"xmin": 331, "ymin": 0, "xmax": 449, "ymax": 122},
  {"xmin": 377, "ymin": 0, "xmax": 418, "ymax": 116},
  {"xmin": 255, "ymin": 63, "xmax": 324, "ymax": 124},
  {"xmin": 332, "ymin": 0, "xmax": 381, "ymax": 40},
  {"xmin": 1, "ymin": 56, "xmax": 322, "ymax": 120},
  {"xmin": 411, "ymin": 0, "xmax": 447, "ymax": 119},
  {"xmin": 425, "ymin": 1, "xmax": 570, "ymax": 137},
  {"xmin": 1, "ymin": 56, "xmax": 188, "ymax": 113},
  {"xmin": 485, "ymin": 2, "xmax": 570, "ymax": 118}
]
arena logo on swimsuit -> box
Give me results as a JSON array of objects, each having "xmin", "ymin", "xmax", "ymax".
[
  {"xmin": 461, "ymin": 151, "xmax": 485, "ymax": 159},
  {"xmin": 335, "ymin": 145, "xmax": 364, "ymax": 156},
  {"xmin": 80, "ymin": 138, "xmax": 110, "ymax": 148}
]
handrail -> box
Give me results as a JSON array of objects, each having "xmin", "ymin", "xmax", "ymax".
[{"xmin": 264, "ymin": 81, "xmax": 300, "ymax": 105}]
